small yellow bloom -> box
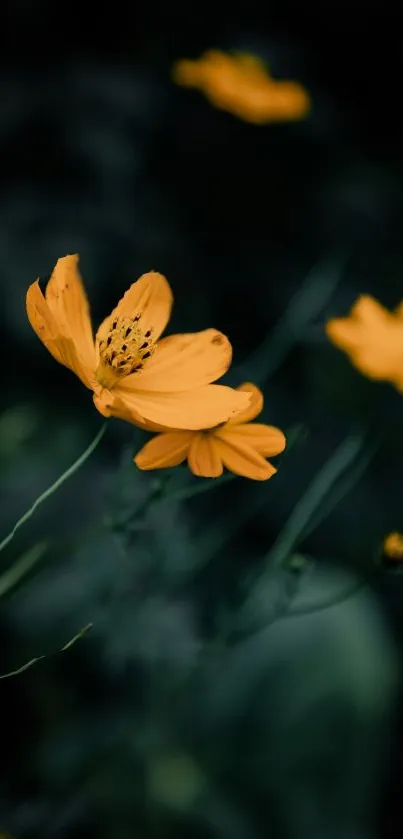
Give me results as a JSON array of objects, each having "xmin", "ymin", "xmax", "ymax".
[
  {"xmin": 383, "ymin": 532, "xmax": 403, "ymax": 560},
  {"xmin": 172, "ymin": 50, "xmax": 310, "ymax": 124},
  {"xmin": 134, "ymin": 382, "xmax": 286, "ymax": 481},
  {"xmin": 26, "ymin": 255, "xmax": 250, "ymax": 430},
  {"xmin": 326, "ymin": 295, "xmax": 403, "ymax": 391}
]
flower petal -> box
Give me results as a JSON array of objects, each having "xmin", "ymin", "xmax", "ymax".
[
  {"xmin": 26, "ymin": 280, "xmax": 94, "ymax": 389},
  {"xmin": 326, "ymin": 296, "xmax": 395, "ymax": 347},
  {"xmin": 326, "ymin": 296, "xmax": 403, "ymax": 384},
  {"xmin": 172, "ymin": 58, "xmax": 204, "ymax": 87},
  {"xmin": 95, "ymin": 271, "xmax": 173, "ymax": 348},
  {"xmin": 45, "ymin": 254, "xmax": 96, "ymax": 372},
  {"xmin": 132, "ymin": 418, "xmax": 178, "ymax": 433},
  {"xmin": 93, "ymin": 389, "xmax": 145, "ymax": 426},
  {"xmin": 111, "ymin": 383, "xmax": 251, "ymax": 430},
  {"xmin": 350, "ymin": 295, "xmax": 391, "ymax": 325},
  {"xmin": 123, "ymin": 330, "xmax": 232, "ymax": 392},
  {"xmin": 26, "ymin": 280, "xmax": 64, "ymax": 364},
  {"xmin": 172, "ymin": 51, "xmax": 234, "ymax": 90},
  {"xmin": 325, "ymin": 317, "xmax": 363, "ymax": 352},
  {"xmin": 134, "ymin": 431, "xmax": 193, "ymax": 470},
  {"xmin": 218, "ymin": 423, "xmax": 286, "ymax": 456},
  {"xmin": 213, "ymin": 435, "xmax": 277, "ymax": 481},
  {"xmin": 225, "ymin": 382, "xmax": 263, "ymax": 425},
  {"xmin": 173, "ymin": 51, "xmax": 309, "ymax": 124},
  {"xmin": 383, "ymin": 531, "xmax": 403, "ymax": 560},
  {"xmin": 188, "ymin": 433, "xmax": 223, "ymax": 477}
]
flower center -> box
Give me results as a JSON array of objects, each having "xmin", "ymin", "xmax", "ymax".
[{"xmin": 96, "ymin": 315, "xmax": 155, "ymax": 389}]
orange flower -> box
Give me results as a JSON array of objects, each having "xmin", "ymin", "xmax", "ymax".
[
  {"xmin": 326, "ymin": 295, "xmax": 403, "ymax": 391},
  {"xmin": 134, "ymin": 382, "xmax": 286, "ymax": 480},
  {"xmin": 26, "ymin": 255, "xmax": 250, "ymax": 429},
  {"xmin": 172, "ymin": 50, "xmax": 310, "ymax": 124},
  {"xmin": 383, "ymin": 532, "xmax": 403, "ymax": 561}
]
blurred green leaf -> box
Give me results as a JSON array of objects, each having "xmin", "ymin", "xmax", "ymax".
[
  {"xmin": 178, "ymin": 424, "xmax": 308, "ymax": 573},
  {"xmin": 238, "ymin": 251, "xmax": 346, "ymax": 384},
  {"xmin": 0, "ymin": 541, "xmax": 47, "ymax": 599},
  {"xmin": 299, "ymin": 434, "xmax": 380, "ymax": 542},
  {"xmin": 265, "ymin": 426, "xmax": 374, "ymax": 570},
  {"xmin": 238, "ymin": 425, "xmax": 378, "ymax": 630}
]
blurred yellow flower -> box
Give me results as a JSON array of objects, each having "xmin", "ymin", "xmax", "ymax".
[
  {"xmin": 27, "ymin": 255, "xmax": 250, "ymax": 430},
  {"xmin": 172, "ymin": 50, "xmax": 310, "ymax": 124},
  {"xmin": 383, "ymin": 531, "xmax": 403, "ymax": 560},
  {"xmin": 326, "ymin": 295, "xmax": 403, "ymax": 391},
  {"xmin": 134, "ymin": 382, "xmax": 286, "ymax": 480}
]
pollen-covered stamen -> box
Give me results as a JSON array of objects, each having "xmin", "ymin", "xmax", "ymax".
[{"xmin": 96, "ymin": 314, "xmax": 155, "ymax": 387}]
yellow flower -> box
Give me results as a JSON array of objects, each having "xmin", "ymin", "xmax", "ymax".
[
  {"xmin": 134, "ymin": 382, "xmax": 286, "ymax": 480},
  {"xmin": 383, "ymin": 531, "xmax": 403, "ymax": 560},
  {"xmin": 326, "ymin": 295, "xmax": 403, "ymax": 391},
  {"xmin": 172, "ymin": 50, "xmax": 310, "ymax": 124},
  {"xmin": 26, "ymin": 255, "xmax": 250, "ymax": 429}
]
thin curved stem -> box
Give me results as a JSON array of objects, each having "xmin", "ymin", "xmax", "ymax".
[
  {"xmin": 0, "ymin": 423, "xmax": 107, "ymax": 554},
  {"xmin": 0, "ymin": 622, "xmax": 93, "ymax": 679}
]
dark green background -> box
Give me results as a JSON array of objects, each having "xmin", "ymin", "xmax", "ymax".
[{"xmin": 1, "ymin": 2, "xmax": 403, "ymax": 837}]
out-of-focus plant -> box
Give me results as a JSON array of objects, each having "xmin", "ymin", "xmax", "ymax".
[
  {"xmin": 326, "ymin": 294, "xmax": 403, "ymax": 391},
  {"xmin": 327, "ymin": 293, "xmax": 403, "ymax": 544},
  {"xmin": 172, "ymin": 50, "xmax": 311, "ymax": 124},
  {"xmin": 383, "ymin": 532, "xmax": 403, "ymax": 561}
]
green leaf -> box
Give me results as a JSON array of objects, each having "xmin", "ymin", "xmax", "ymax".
[
  {"xmin": 238, "ymin": 425, "xmax": 378, "ymax": 630},
  {"xmin": 238, "ymin": 252, "xmax": 346, "ymax": 384},
  {"xmin": 0, "ymin": 541, "xmax": 47, "ymax": 599}
]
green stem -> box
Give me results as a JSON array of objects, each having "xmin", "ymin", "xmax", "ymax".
[
  {"xmin": 0, "ymin": 423, "xmax": 107, "ymax": 554},
  {"xmin": 237, "ymin": 425, "xmax": 376, "ymax": 632},
  {"xmin": 265, "ymin": 427, "xmax": 371, "ymax": 570},
  {"xmin": 0, "ymin": 622, "xmax": 93, "ymax": 679}
]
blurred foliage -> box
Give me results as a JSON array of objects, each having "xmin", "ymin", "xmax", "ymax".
[{"xmin": 1, "ymin": 2, "xmax": 403, "ymax": 838}]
